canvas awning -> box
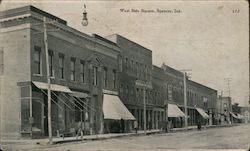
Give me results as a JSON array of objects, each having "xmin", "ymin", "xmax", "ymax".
[
  {"xmin": 196, "ymin": 108, "xmax": 209, "ymax": 119},
  {"xmin": 230, "ymin": 112, "xmax": 238, "ymax": 118},
  {"xmin": 71, "ymin": 91, "xmax": 89, "ymax": 98},
  {"xmin": 103, "ymin": 94, "xmax": 135, "ymax": 120},
  {"xmin": 168, "ymin": 104, "xmax": 185, "ymax": 117},
  {"xmin": 237, "ymin": 114, "xmax": 244, "ymax": 119},
  {"xmin": 33, "ymin": 81, "xmax": 72, "ymax": 93}
]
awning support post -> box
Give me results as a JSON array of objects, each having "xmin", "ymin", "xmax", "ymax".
[{"xmin": 81, "ymin": 110, "xmax": 83, "ymax": 141}]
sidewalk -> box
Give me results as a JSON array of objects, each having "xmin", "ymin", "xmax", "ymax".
[
  {"xmin": 0, "ymin": 129, "xmax": 161, "ymax": 146},
  {"xmin": 0, "ymin": 123, "xmax": 242, "ymax": 147}
]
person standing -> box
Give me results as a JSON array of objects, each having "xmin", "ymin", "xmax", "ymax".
[
  {"xmin": 134, "ymin": 120, "xmax": 138, "ymax": 133},
  {"xmin": 120, "ymin": 119, "xmax": 125, "ymax": 133}
]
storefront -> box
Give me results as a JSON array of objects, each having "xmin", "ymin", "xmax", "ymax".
[
  {"xmin": 102, "ymin": 93, "xmax": 135, "ymax": 133},
  {"xmin": 195, "ymin": 107, "xmax": 209, "ymax": 125},
  {"xmin": 167, "ymin": 104, "xmax": 185, "ymax": 128},
  {"xmin": 20, "ymin": 81, "xmax": 93, "ymax": 138}
]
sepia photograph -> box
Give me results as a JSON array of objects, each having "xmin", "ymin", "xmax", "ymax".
[{"xmin": 0, "ymin": 0, "xmax": 249, "ymax": 150}]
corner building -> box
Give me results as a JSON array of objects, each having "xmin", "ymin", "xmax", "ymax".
[{"xmin": 0, "ymin": 6, "xmax": 134, "ymax": 139}]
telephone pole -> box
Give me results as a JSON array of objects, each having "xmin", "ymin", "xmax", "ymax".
[
  {"xmin": 43, "ymin": 17, "xmax": 53, "ymax": 144},
  {"xmin": 224, "ymin": 78, "xmax": 232, "ymax": 97},
  {"xmin": 181, "ymin": 69, "xmax": 192, "ymax": 130}
]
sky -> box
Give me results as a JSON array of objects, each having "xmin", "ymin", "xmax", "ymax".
[{"xmin": 1, "ymin": 0, "xmax": 249, "ymax": 106}]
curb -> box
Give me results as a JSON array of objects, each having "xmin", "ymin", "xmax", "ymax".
[{"xmin": 51, "ymin": 131, "xmax": 162, "ymax": 144}]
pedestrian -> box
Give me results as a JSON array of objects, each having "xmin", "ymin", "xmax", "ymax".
[
  {"xmin": 197, "ymin": 121, "xmax": 201, "ymax": 131},
  {"xmin": 120, "ymin": 118, "xmax": 125, "ymax": 133},
  {"xmin": 134, "ymin": 120, "xmax": 138, "ymax": 133},
  {"xmin": 149, "ymin": 121, "xmax": 152, "ymax": 131}
]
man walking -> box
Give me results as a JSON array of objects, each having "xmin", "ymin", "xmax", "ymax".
[{"xmin": 134, "ymin": 120, "xmax": 138, "ymax": 133}]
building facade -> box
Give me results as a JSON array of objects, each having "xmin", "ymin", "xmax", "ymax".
[
  {"xmin": 158, "ymin": 64, "xmax": 218, "ymax": 128},
  {"xmin": 216, "ymin": 96, "xmax": 232, "ymax": 125},
  {"xmin": 106, "ymin": 35, "xmax": 164, "ymax": 131},
  {"xmin": 0, "ymin": 6, "xmax": 131, "ymax": 139},
  {"xmin": 1, "ymin": 5, "xmax": 218, "ymax": 140}
]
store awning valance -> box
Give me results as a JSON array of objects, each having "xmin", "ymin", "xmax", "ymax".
[
  {"xmin": 168, "ymin": 104, "xmax": 185, "ymax": 117},
  {"xmin": 33, "ymin": 81, "xmax": 72, "ymax": 93},
  {"xmin": 103, "ymin": 94, "xmax": 135, "ymax": 120},
  {"xmin": 196, "ymin": 108, "xmax": 209, "ymax": 119},
  {"xmin": 230, "ymin": 112, "xmax": 238, "ymax": 119},
  {"xmin": 71, "ymin": 91, "xmax": 89, "ymax": 98}
]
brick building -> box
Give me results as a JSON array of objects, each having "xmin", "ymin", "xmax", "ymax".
[
  {"xmin": 1, "ymin": 5, "xmax": 219, "ymax": 140},
  {"xmin": 157, "ymin": 64, "xmax": 218, "ymax": 128},
  {"xmin": 106, "ymin": 35, "xmax": 160, "ymax": 130},
  {"xmin": 216, "ymin": 96, "xmax": 232, "ymax": 125},
  {"xmin": 0, "ymin": 6, "xmax": 135, "ymax": 139}
]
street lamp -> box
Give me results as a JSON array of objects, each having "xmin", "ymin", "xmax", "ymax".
[
  {"xmin": 82, "ymin": 4, "xmax": 88, "ymax": 26},
  {"xmin": 37, "ymin": 4, "xmax": 89, "ymax": 144}
]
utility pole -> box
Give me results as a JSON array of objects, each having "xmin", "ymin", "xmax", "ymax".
[
  {"xmin": 30, "ymin": 4, "xmax": 88, "ymax": 144},
  {"xmin": 143, "ymin": 86, "xmax": 146, "ymax": 134},
  {"xmin": 43, "ymin": 17, "xmax": 52, "ymax": 144},
  {"xmin": 224, "ymin": 78, "xmax": 232, "ymax": 97},
  {"xmin": 183, "ymin": 72, "xmax": 188, "ymax": 130},
  {"xmin": 181, "ymin": 69, "xmax": 191, "ymax": 130}
]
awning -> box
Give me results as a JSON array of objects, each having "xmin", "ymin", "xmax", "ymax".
[
  {"xmin": 71, "ymin": 91, "xmax": 89, "ymax": 98},
  {"xmin": 196, "ymin": 108, "xmax": 209, "ymax": 119},
  {"xmin": 103, "ymin": 94, "xmax": 135, "ymax": 120},
  {"xmin": 230, "ymin": 112, "xmax": 238, "ymax": 119},
  {"xmin": 168, "ymin": 104, "xmax": 185, "ymax": 117},
  {"xmin": 237, "ymin": 114, "xmax": 244, "ymax": 119},
  {"xmin": 33, "ymin": 81, "xmax": 72, "ymax": 93}
]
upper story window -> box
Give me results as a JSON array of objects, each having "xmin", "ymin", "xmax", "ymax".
[
  {"xmin": 119, "ymin": 56, "xmax": 122, "ymax": 72},
  {"xmin": 58, "ymin": 54, "xmax": 64, "ymax": 79},
  {"xmin": 103, "ymin": 67, "xmax": 107, "ymax": 87},
  {"xmin": 80, "ymin": 61, "xmax": 85, "ymax": 83},
  {"xmin": 48, "ymin": 51, "xmax": 54, "ymax": 77},
  {"xmin": 168, "ymin": 85, "xmax": 173, "ymax": 101},
  {"xmin": 34, "ymin": 46, "xmax": 42, "ymax": 75},
  {"xmin": 112, "ymin": 69, "xmax": 116, "ymax": 89},
  {"xmin": 70, "ymin": 58, "xmax": 76, "ymax": 81},
  {"xmin": 120, "ymin": 84, "xmax": 123, "ymax": 93},
  {"xmin": 140, "ymin": 63, "xmax": 143, "ymax": 78},
  {"xmin": 125, "ymin": 57, "xmax": 128, "ymax": 68},
  {"xmin": 0, "ymin": 48, "xmax": 4, "ymax": 75},
  {"xmin": 203, "ymin": 97, "xmax": 208, "ymax": 108},
  {"xmin": 135, "ymin": 62, "xmax": 138, "ymax": 77},
  {"xmin": 93, "ymin": 66, "xmax": 98, "ymax": 86},
  {"xmin": 131, "ymin": 60, "xmax": 134, "ymax": 72}
]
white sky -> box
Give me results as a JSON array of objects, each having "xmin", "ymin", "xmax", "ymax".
[{"xmin": 1, "ymin": 0, "xmax": 249, "ymax": 106}]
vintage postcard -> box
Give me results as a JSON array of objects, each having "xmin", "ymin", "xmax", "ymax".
[{"xmin": 0, "ymin": 0, "xmax": 249, "ymax": 151}]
